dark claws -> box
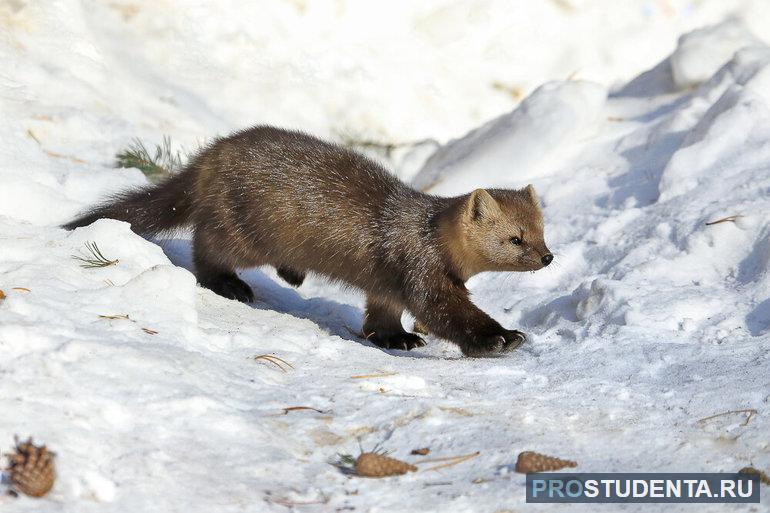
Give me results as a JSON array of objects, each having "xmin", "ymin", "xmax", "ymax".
[
  {"xmin": 370, "ymin": 332, "xmax": 426, "ymax": 351},
  {"xmin": 462, "ymin": 329, "xmax": 526, "ymax": 357},
  {"xmin": 502, "ymin": 329, "xmax": 526, "ymax": 351}
]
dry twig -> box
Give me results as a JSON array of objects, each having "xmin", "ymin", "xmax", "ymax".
[
  {"xmin": 253, "ymin": 354, "xmax": 293, "ymax": 372},
  {"xmin": 99, "ymin": 314, "xmax": 130, "ymax": 320},
  {"xmin": 27, "ymin": 129, "xmax": 87, "ymax": 164},
  {"xmin": 417, "ymin": 451, "xmax": 480, "ymax": 472},
  {"xmin": 350, "ymin": 371, "xmax": 397, "ymax": 379},
  {"xmin": 98, "ymin": 314, "xmax": 157, "ymax": 335},
  {"xmin": 706, "ymin": 215, "xmax": 744, "ymax": 226},
  {"xmin": 697, "ymin": 409, "xmax": 757, "ymax": 426},
  {"xmin": 282, "ymin": 406, "xmax": 325, "ymax": 415}
]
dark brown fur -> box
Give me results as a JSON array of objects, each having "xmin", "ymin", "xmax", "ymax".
[{"xmin": 64, "ymin": 126, "xmax": 552, "ymax": 356}]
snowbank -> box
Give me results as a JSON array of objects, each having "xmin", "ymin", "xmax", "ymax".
[
  {"xmin": 412, "ymin": 80, "xmax": 607, "ymax": 194},
  {"xmin": 670, "ymin": 19, "xmax": 763, "ymax": 89},
  {"xmin": 661, "ymin": 46, "xmax": 770, "ymax": 200},
  {"xmin": 3, "ymin": 0, "xmax": 770, "ymax": 157}
]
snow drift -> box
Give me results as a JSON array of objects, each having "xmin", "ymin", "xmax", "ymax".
[{"xmin": 412, "ymin": 81, "xmax": 607, "ymax": 195}]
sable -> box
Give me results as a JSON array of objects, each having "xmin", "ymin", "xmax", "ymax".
[{"xmin": 64, "ymin": 126, "xmax": 552, "ymax": 356}]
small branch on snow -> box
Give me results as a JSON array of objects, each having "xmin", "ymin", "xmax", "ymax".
[
  {"xmin": 281, "ymin": 406, "xmax": 326, "ymax": 415},
  {"xmin": 696, "ymin": 408, "xmax": 757, "ymax": 426},
  {"xmin": 350, "ymin": 371, "xmax": 398, "ymax": 379},
  {"xmin": 415, "ymin": 451, "xmax": 480, "ymax": 472},
  {"xmin": 98, "ymin": 314, "xmax": 130, "ymax": 320},
  {"xmin": 252, "ymin": 354, "xmax": 294, "ymax": 372},
  {"xmin": 705, "ymin": 214, "xmax": 744, "ymax": 226}
]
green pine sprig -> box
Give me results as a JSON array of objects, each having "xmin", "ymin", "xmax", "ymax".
[
  {"xmin": 115, "ymin": 136, "xmax": 183, "ymax": 181},
  {"xmin": 72, "ymin": 241, "xmax": 118, "ymax": 269}
]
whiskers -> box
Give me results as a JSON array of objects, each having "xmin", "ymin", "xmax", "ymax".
[
  {"xmin": 499, "ymin": 272, "xmax": 517, "ymax": 287},
  {"xmin": 545, "ymin": 257, "xmax": 564, "ymax": 273}
]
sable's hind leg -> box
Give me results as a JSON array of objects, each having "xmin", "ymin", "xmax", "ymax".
[
  {"xmin": 199, "ymin": 268, "xmax": 255, "ymax": 303},
  {"xmin": 277, "ymin": 266, "xmax": 305, "ymax": 287},
  {"xmin": 193, "ymin": 229, "xmax": 255, "ymax": 303},
  {"xmin": 363, "ymin": 297, "xmax": 425, "ymax": 351}
]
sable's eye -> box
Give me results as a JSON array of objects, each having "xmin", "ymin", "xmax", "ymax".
[{"xmin": 510, "ymin": 236, "xmax": 522, "ymax": 245}]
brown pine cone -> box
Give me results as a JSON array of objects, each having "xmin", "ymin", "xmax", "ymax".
[
  {"xmin": 515, "ymin": 451, "xmax": 577, "ymax": 473},
  {"xmin": 355, "ymin": 452, "xmax": 417, "ymax": 477},
  {"xmin": 739, "ymin": 467, "xmax": 770, "ymax": 485},
  {"xmin": 6, "ymin": 437, "xmax": 56, "ymax": 497}
]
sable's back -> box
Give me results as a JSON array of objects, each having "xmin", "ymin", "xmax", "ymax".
[
  {"xmin": 194, "ymin": 126, "xmax": 404, "ymax": 214},
  {"xmin": 188, "ymin": 126, "xmax": 424, "ymax": 280}
]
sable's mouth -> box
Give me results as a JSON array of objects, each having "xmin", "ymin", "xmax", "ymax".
[{"xmin": 513, "ymin": 262, "xmax": 543, "ymax": 272}]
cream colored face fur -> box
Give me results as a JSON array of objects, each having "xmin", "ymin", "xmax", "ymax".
[{"xmin": 457, "ymin": 185, "xmax": 551, "ymax": 276}]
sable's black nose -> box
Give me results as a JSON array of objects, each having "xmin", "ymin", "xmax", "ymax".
[{"xmin": 541, "ymin": 254, "xmax": 553, "ymax": 266}]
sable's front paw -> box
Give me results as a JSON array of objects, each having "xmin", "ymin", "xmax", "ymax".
[{"xmin": 462, "ymin": 329, "xmax": 526, "ymax": 357}]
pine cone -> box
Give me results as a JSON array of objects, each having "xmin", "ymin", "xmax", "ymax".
[
  {"xmin": 6, "ymin": 437, "xmax": 56, "ymax": 497},
  {"xmin": 355, "ymin": 452, "xmax": 417, "ymax": 477},
  {"xmin": 515, "ymin": 451, "xmax": 577, "ymax": 473},
  {"xmin": 739, "ymin": 467, "xmax": 770, "ymax": 485}
]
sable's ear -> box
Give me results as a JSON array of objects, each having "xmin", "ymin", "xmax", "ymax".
[
  {"xmin": 465, "ymin": 189, "xmax": 499, "ymax": 221},
  {"xmin": 525, "ymin": 184, "xmax": 539, "ymax": 205}
]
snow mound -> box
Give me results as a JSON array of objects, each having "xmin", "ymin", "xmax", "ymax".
[
  {"xmin": 670, "ymin": 19, "xmax": 763, "ymax": 89},
  {"xmin": 411, "ymin": 81, "xmax": 606, "ymax": 195},
  {"xmin": 660, "ymin": 46, "xmax": 770, "ymax": 200}
]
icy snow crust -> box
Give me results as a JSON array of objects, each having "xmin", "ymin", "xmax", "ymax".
[{"xmin": 1, "ymin": 3, "xmax": 769, "ymax": 513}]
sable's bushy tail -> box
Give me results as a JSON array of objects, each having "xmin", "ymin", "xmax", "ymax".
[{"xmin": 62, "ymin": 168, "xmax": 195, "ymax": 235}]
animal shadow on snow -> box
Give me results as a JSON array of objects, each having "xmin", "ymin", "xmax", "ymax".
[
  {"xmin": 156, "ymin": 237, "xmax": 432, "ymax": 358},
  {"xmin": 746, "ymin": 299, "xmax": 770, "ymax": 336},
  {"xmin": 739, "ymin": 228, "xmax": 770, "ymax": 336}
]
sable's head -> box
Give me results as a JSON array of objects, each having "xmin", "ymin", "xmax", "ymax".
[{"xmin": 458, "ymin": 185, "xmax": 552, "ymax": 274}]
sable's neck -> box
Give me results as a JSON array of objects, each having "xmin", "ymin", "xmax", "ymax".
[{"xmin": 434, "ymin": 195, "xmax": 486, "ymax": 282}]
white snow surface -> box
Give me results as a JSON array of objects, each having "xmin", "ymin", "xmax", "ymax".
[
  {"xmin": 670, "ymin": 18, "xmax": 764, "ymax": 89},
  {"xmin": 412, "ymin": 80, "xmax": 608, "ymax": 194},
  {"xmin": 1, "ymin": 3, "xmax": 770, "ymax": 513}
]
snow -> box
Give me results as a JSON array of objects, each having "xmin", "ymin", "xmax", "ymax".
[
  {"xmin": 670, "ymin": 19, "xmax": 763, "ymax": 89},
  {"xmin": 411, "ymin": 80, "xmax": 607, "ymax": 194},
  {"xmin": 1, "ymin": 2, "xmax": 770, "ymax": 513}
]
